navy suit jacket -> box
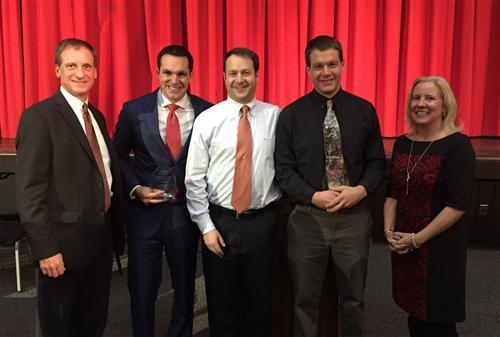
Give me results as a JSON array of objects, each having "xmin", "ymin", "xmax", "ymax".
[{"xmin": 112, "ymin": 90, "xmax": 212, "ymax": 237}]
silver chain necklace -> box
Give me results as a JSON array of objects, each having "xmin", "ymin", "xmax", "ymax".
[{"xmin": 406, "ymin": 139, "xmax": 434, "ymax": 195}]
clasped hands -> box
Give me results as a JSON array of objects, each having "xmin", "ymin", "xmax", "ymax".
[
  {"xmin": 312, "ymin": 185, "xmax": 367, "ymax": 212},
  {"xmin": 385, "ymin": 231, "xmax": 415, "ymax": 254}
]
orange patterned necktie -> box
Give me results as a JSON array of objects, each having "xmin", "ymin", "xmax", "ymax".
[
  {"xmin": 166, "ymin": 103, "xmax": 181, "ymax": 159},
  {"xmin": 231, "ymin": 105, "xmax": 252, "ymax": 214},
  {"xmin": 82, "ymin": 103, "xmax": 111, "ymax": 211}
]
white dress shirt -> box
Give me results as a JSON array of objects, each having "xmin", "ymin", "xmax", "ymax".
[
  {"xmin": 185, "ymin": 97, "xmax": 282, "ymax": 234},
  {"xmin": 60, "ymin": 87, "xmax": 113, "ymax": 195}
]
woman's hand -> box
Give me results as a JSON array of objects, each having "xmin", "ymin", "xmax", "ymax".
[
  {"xmin": 384, "ymin": 229, "xmax": 397, "ymax": 251},
  {"xmin": 392, "ymin": 231, "xmax": 415, "ymax": 254}
]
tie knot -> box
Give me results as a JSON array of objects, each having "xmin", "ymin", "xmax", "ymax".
[
  {"xmin": 241, "ymin": 105, "xmax": 250, "ymax": 117},
  {"xmin": 326, "ymin": 100, "xmax": 333, "ymax": 112},
  {"xmin": 167, "ymin": 103, "xmax": 179, "ymax": 113},
  {"xmin": 82, "ymin": 103, "xmax": 90, "ymax": 120}
]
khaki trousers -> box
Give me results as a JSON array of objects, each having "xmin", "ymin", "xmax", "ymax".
[{"xmin": 288, "ymin": 202, "xmax": 372, "ymax": 337}]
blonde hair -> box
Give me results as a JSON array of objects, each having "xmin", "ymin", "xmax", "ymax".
[{"xmin": 405, "ymin": 76, "xmax": 462, "ymax": 133}]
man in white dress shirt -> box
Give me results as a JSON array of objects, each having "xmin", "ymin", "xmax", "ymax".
[{"xmin": 185, "ymin": 47, "xmax": 281, "ymax": 337}]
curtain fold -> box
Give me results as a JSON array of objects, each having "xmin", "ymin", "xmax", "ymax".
[
  {"xmin": 0, "ymin": 0, "xmax": 24, "ymax": 136},
  {"xmin": 0, "ymin": 0, "xmax": 498, "ymax": 138}
]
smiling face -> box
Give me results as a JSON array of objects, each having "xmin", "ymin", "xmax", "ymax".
[
  {"xmin": 224, "ymin": 55, "xmax": 258, "ymax": 104},
  {"xmin": 409, "ymin": 81, "xmax": 445, "ymax": 131},
  {"xmin": 55, "ymin": 46, "xmax": 97, "ymax": 101},
  {"xmin": 307, "ymin": 48, "xmax": 343, "ymax": 99},
  {"xmin": 157, "ymin": 54, "xmax": 192, "ymax": 103}
]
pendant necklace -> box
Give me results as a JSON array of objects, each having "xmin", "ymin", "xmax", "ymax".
[{"xmin": 406, "ymin": 139, "xmax": 434, "ymax": 195}]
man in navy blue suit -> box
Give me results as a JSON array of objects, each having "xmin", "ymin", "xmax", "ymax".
[{"xmin": 113, "ymin": 45, "xmax": 212, "ymax": 337}]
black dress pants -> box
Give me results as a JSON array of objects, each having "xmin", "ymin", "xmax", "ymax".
[
  {"xmin": 408, "ymin": 315, "xmax": 458, "ymax": 337},
  {"xmin": 203, "ymin": 204, "xmax": 278, "ymax": 337},
  {"xmin": 37, "ymin": 239, "xmax": 113, "ymax": 337}
]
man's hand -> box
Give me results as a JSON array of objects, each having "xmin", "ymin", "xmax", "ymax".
[
  {"xmin": 311, "ymin": 190, "xmax": 340, "ymax": 210},
  {"xmin": 134, "ymin": 186, "xmax": 167, "ymax": 205},
  {"xmin": 326, "ymin": 185, "xmax": 367, "ymax": 212},
  {"xmin": 39, "ymin": 253, "xmax": 65, "ymax": 278},
  {"xmin": 203, "ymin": 229, "xmax": 226, "ymax": 257}
]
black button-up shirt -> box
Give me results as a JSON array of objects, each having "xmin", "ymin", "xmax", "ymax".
[{"xmin": 274, "ymin": 88, "xmax": 386, "ymax": 205}]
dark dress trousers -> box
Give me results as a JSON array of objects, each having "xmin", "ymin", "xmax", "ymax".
[
  {"xmin": 16, "ymin": 90, "xmax": 125, "ymax": 337},
  {"xmin": 112, "ymin": 90, "xmax": 212, "ymax": 337}
]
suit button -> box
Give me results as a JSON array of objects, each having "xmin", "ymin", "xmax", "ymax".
[
  {"xmin": 98, "ymin": 182, "xmax": 103, "ymax": 187},
  {"xmin": 100, "ymin": 211, "xmax": 105, "ymax": 216}
]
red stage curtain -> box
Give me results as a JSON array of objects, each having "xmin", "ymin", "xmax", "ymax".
[{"xmin": 1, "ymin": 0, "xmax": 499, "ymax": 138}]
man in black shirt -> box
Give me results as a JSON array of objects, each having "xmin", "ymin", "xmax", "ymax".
[{"xmin": 274, "ymin": 35, "xmax": 385, "ymax": 337}]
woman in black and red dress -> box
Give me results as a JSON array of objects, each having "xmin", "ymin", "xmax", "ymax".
[{"xmin": 384, "ymin": 76, "xmax": 476, "ymax": 337}]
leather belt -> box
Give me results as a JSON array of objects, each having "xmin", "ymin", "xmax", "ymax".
[{"xmin": 209, "ymin": 202, "xmax": 276, "ymax": 219}]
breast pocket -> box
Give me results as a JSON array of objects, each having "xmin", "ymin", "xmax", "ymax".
[{"xmin": 255, "ymin": 136, "xmax": 276, "ymax": 172}]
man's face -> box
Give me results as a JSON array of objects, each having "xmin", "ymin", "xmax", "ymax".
[
  {"xmin": 157, "ymin": 55, "xmax": 192, "ymax": 103},
  {"xmin": 307, "ymin": 48, "xmax": 343, "ymax": 98},
  {"xmin": 55, "ymin": 46, "xmax": 97, "ymax": 101},
  {"xmin": 224, "ymin": 55, "xmax": 258, "ymax": 104}
]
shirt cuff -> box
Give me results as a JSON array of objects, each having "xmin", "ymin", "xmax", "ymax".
[
  {"xmin": 196, "ymin": 212, "xmax": 216, "ymax": 235},
  {"xmin": 129, "ymin": 185, "xmax": 141, "ymax": 199}
]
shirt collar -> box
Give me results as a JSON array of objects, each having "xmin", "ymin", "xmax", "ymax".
[
  {"xmin": 310, "ymin": 87, "xmax": 344, "ymax": 107},
  {"xmin": 157, "ymin": 90, "xmax": 191, "ymax": 111},
  {"xmin": 60, "ymin": 86, "xmax": 88, "ymax": 113},
  {"xmin": 227, "ymin": 96, "xmax": 257, "ymax": 116}
]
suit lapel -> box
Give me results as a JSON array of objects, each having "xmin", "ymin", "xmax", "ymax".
[
  {"xmin": 54, "ymin": 91, "xmax": 96, "ymax": 164},
  {"xmin": 88, "ymin": 103, "xmax": 122, "ymax": 192},
  {"xmin": 190, "ymin": 94, "xmax": 204, "ymax": 118},
  {"xmin": 140, "ymin": 91, "xmax": 175, "ymax": 162},
  {"xmin": 141, "ymin": 91, "xmax": 205, "ymax": 163},
  {"xmin": 88, "ymin": 103, "xmax": 108, "ymax": 142},
  {"xmin": 89, "ymin": 102, "xmax": 114, "ymax": 162}
]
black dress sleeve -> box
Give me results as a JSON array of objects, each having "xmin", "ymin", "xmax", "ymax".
[
  {"xmin": 386, "ymin": 137, "xmax": 403, "ymax": 199},
  {"xmin": 358, "ymin": 105, "xmax": 387, "ymax": 193},
  {"xmin": 274, "ymin": 107, "xmax": 317, "ymax": 204},
  {"xmin": 445, "ymin": 134, "xmax": 476, "ymax": 210}
]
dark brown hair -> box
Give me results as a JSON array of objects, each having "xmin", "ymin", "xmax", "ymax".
[
  {"xmin": 305, "ymin": 35, "xmax": 343, "ymax": 67},
  {"xmin": 223, "ymin": 47, "xmax": 259, "ymax": 73},
  {"xmin": 157, "ymin": 45, "xmax": 193, "ymax": 72}
]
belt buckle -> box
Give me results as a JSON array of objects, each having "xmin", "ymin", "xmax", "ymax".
[{"xmin": 235, "ymin": 209, "xmax": 252, "ymax": 219}]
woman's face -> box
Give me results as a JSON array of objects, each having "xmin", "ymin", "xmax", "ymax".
[{"xmin": 409, "ymin": 82, "xmax": 445, "ymax": 130}]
